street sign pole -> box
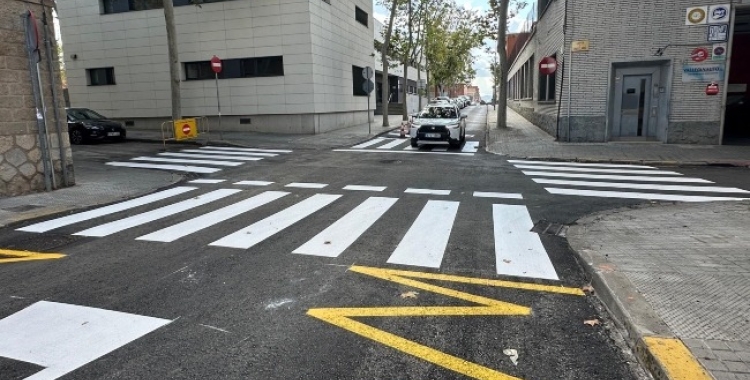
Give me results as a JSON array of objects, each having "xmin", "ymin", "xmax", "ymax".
[
  {"xmin": 211, "ymin": 55, "xmax": 223, "ymax": 140},
  {"xmin": 362, "ymin": 66, "xmax": 375, "ymax": 136},
  {"xmin": 367, "ymin": 91, "xmax": 371, "ymax": 136}
]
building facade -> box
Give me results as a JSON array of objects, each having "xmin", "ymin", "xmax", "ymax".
[
  {"xmin": 507, "ymin": 0, "xmax": 750, "ymax": 144},
  {"xmin": 57, "ymin": 0, "xmax": 375, "ymax": 134}
]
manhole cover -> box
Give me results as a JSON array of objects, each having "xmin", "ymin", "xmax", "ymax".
[
  {"xmin": 3, "ymin": 205, "xmax": 45, "ymax": 213},
  {"xmin": 531, "ymin": 220, "xmax": 568, "ymax": 237}
]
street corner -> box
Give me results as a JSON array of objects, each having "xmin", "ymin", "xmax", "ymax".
[
  {"xmin": 637, "ymin": 336, "xmax": 712, "ymax": 380},
  {"xmin": 0, "ymin": 249, "xmax": 66, "ymax": 264}
]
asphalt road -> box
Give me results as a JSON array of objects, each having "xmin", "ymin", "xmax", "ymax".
[{"xmin": 10, "ymin": 105, "xmax": 750, "ymax": 379}]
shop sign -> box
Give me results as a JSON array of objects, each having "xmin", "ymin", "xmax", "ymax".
[
  {"xmin": 712, "ymin": 43, "xmax": 727, "ymax": 60},
  {"xmin": 707, "ymin": 4, "xmax": 731, "ymax": 24},
  {"xmin": 707, "ymin": 24, "xmax": 729, "ymax": 42},
  {"xmin": 682, "ymin": 63, "xmax": 725, "ymax": 83},
  {"xmin": 686, "ymin": 6, "xmax": 708, "ymax": 25},
  {"xmin": 690, "ymin": 47, "xmax": 710, "ymax": 62},
  {"xmin": 571, "ymin": 40, "xmax": 590, "ymax": 52}
]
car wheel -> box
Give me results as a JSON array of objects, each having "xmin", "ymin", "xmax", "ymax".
[
  {"xmin": 410, "ymin": 138, "xmax": 419, "ymax": 148},
  {"xmin": 460, "ymin": 128, "xmax": 466, "ymax": 143},
  {"xmin": 69, "ymin": 129, "xmax": 84, "ymax": 145},
  {"xmin": 118, "ymin": 132, "xmax": 126, "ymax": 142}
]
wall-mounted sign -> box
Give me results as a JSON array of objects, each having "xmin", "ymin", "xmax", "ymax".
[
  {"xmin": 539, "ymin": 56, "xmax": 558, "ymax": 74},
  {"xmin": 707, "ymin": 4, "xmax": 731, "ymax": 24},
  {"xmin": 712, "ymin": 43, "xmax": 727, "ymax": 60},
  {"xmin": 707, "ymin": 24, "xmax": 729, "ymax": 42},
  {"xmin": 682, "ymin": 63, "xmax": 725, "ymax": 83},
  {"xmin": 571, "ymin": 40, "xmax": 590, "ymax": 52},
  {"xmin": 686, "ymin": 6, "xmax": 708, "ymax": 25},
  {"xmin": 706, "ymin": 82, "xmax": 719, "ymax": 95},
  {"xmin": 690, "ymin": 47, "xmax": 710, "ymax": 62}
]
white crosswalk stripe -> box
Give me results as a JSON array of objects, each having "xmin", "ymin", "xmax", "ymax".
[
  {"xmin": 159, "ymin": 152, "xmax": 262, "ymax": 161},
  {"xmin": 493, "ymin": 205, "xmax": 558, "ymax": 280},
  {"xmin": 514, "ymin": 160, "xmax": 750, "ymax": 202},
  {"xmin": 131, "ymin": 156, "xmax": 243, "ymax": 167},
  {"xmin": 377, "ymin": 139, "xmax": 410, "ymax": 149},
  {"xmin": 181, "ymin": 149, "xmax": 277, "ymax": 157},
  {"xmin": 340, "ymin": 136, "xmax": 479, "ymax": 155},
  {"xmin": 387, "ymin": 200, "xmax": 459, "ymax": 268},
  {"xmin": 198, "ymin": 146, "xmax": 293, "ymax": 154},
  {"xmin": 105, "ymin": 162, "xmax": 221, "ymax": 173},
  {"xmin": 105, "ymin": 147, "xmax": 292, "ymax": 174}
]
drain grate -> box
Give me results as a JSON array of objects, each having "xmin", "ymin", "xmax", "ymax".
[{"xmin": 531, "ymin": 220, "xmax": 569, "ymax": 237}]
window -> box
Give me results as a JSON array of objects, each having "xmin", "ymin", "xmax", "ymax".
[
  {"xmin": 242, "ymin": 56, "xmax": 284, "ymax": 77},
  {"xmin": 185, "ymin": 56, "xmax": 284, "ymax": 81},
  {"xmin": 102, "ymin": 0, "xmax": 232, "ymax": 14},
  {"xmin": 87, "ymin": 67, "xmax": 115, "ymax": 86},
  {"xmin": 352, "ymin": 65, "xmax": 367, "ymax": 96},
  {"xmin": 185, "ymin": 61, "xmax": 215, "ymax": 81},
  {"xmin": 538, "ymin": 55, "xmax": 556, "ymax": 101},
  {"xmin": 355, "ymin": 6, "xmax": 368, "ymax": 27}
]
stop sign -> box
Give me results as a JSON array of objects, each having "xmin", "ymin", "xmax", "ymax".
[
  {"xmin": 210, "ymin": 55, "xmax": 222, "ymax": 73},
  {"xmin": 539, "ymin": 56, "xmax": 557, "ymax": 75}
]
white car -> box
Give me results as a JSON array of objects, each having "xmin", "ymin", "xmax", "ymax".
[{"xmin": 409, "ymin": 105, "xmax": 467, "ymax": 148}]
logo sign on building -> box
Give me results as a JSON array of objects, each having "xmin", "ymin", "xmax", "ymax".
[
  {"xmin": 682, "ymin": 62, "xmax": 725, "ymax": 83},
  {"xmin": 690, "ymin": 47, "xmax": 710, "ymax": 62},
  {"xmin": 539, "ymin": 56, "xmax": 558, "ymax": 75},
  {"xmin": 707, "ymin": 24, "xmax": 729, "ymax": 42},
  {"xmin": 571, "ymin": 40, "xmax": 590, "ymax": 52},
  {"xmin": 712, "ymin": 43, "xmax": 727, "ymax": 60},
  {"xmin": 686, "ymin": 6, "xmax": 708, "ymax": 25},
  {"xmin": 707, "ymin": 4, "xmax": 730, "ymax": 23}
]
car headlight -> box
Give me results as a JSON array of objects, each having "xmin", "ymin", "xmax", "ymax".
[{"xmin": 82, "ymin": 122, "xmax": 102, "ymax": 130}]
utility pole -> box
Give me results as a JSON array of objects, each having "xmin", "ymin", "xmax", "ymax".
[
  {"xmin": 495, "ymin": 1, "xmax": 509, "ymax": 129},
  {"xmin": 163, "ymin": 0, "xmax": 181, "ymax": 121}
]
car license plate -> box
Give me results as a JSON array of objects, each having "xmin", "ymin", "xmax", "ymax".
[
  {"xmin": 107, "ymin": 132, "xmax": 120, "ymax": 137},
  {"xmin": 425, "ymin": 133, "xmax": 440, "ymax": 138}
]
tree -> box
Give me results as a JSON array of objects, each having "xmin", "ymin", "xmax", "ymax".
[
  {"xmin": 379, "ymin": 0, "xmax": 400, "ymax": 127},
  {"xmin": 487, "ymin": 0, "xmax": 527, "ymax": 128},
  {"xmin": 390, "ymin": 0, "xmax": 428, "ymax": 120},
  {"xmin": 163, "ymin": 0, "xmax": 181, "ymax": 121}
]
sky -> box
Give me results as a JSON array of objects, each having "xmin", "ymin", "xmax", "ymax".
[{"xmin": 373, "ymin": 0, "xmax": 534, "ymax": 100}]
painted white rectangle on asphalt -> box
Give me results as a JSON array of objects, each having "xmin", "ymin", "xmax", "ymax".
[
  {"xmin": 532, "ymin": 178, "xmax": 750, "ymax": 194},
  {"xmin": 377, "ymin": 139, "xmax": 409, "ymax": 149},
  {"xmin": 189, "ymin": 179, "xmax": 226, "ymax": 184},
  {"xmin": 509, "ymin": 160, "xmax": 656, "ymax": 169},
  {"xmin": 159, "ymin": 152, "xmax": 263, "ymax": 161},
  {"xmin": 513, "ymin": 164, "xmax": 681, "ymax": 175},
  {"xmin": 17, "ymin": 187, "xmax": 197, "ymax": 233},
  {"xmin": 74, "ymin": 189, "xmax": 241, "ymax": 237},
  {"xmin": 285, "ymin": 182, "xmax": 328, "ymax": 189},
  {"xmin": 105, "ymin": 162, "xmax": 221, "ymax": 174},
  {"xmin": 198, "ymin": 146, "xmax": 292, "ymax": 153},
  {"xmin": 473, "ymin": 191, "xmax": 524, "ymax": 199},
  {"xmin": 181, "ymin": 149, "xmax": 277, "ymax": 157},
  {"xmin": 210, "ymin": 193, "xmax": 342, "ymax": 249},
  {"xmin": 342, "ymin": 185, "xmax": 387, "ymax": 192},
  {"xmin": 432, "ymin": 147, "xmax": 448, "ymax": 152},
  {"xmin": 493, "ymin": 204, "xmax": 558, "ymax": 280},
  {"xmin": 545, "ymin": 187, "xmax": 749, "ymax": 202},
  {"xmin": 352, "ymin": 138, "xmax": 386, "ymax": 149},
  {"xmin": 522, "ymin": 171, "xmax": 713, "ymax": 183},
  {"xmin": 0, "ymin": 301, "xmax": 170, "ymax": 380},
  {"xmin": 138, "ymin": 191, "xmax": 289, "ymax": 243},
  {"xmin": 387, "ymin": 200, "xmax": 459, "ymax": 268},
  {"xmin": 333, "ymin": 149, "xmax": 475, "ymax": 157},
  {"xmin": 402, "ymin": 146, "xmax": 417, "ymax": 151},
  {"xmin": 131, "ymin": 156, "xmax": 243, "ymax": 167},
  {"xmin": 293, "ymin": 197, "xmax": 398, "ymax": 257},
  {"xmin": 404, "ymin": 188, "xmax": 451, "ymax": 195},
  {"xmin": 461, "ymin": 141, "xmax": 479, "ymax": 153},
  {"xmin": 234, "ymin": 180, "xmax": 274, "ymax": 186}
]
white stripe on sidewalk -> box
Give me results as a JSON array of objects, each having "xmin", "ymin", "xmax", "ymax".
[
  {"xmin": 105, "ymin": 162, "xmax": 221, "ymax": 174},
  {"xmin": 131, "ymin": 157, "xmax": 242, "ymax": 167},
  {"xmin": 17, "ymin": 187, "xmax": 197, "ymax": 233},
  {"xmin": 522, "ymin": 171, "xmax": 713, "ymax": 183},
  {"xmin": 352, "ymin": 138, "xmax": 386, "ymax": 149},
  {"xmin": 342, "ymin": 185, "xmax": 387, "ymax": 192},
  {"xmin": 509, "ymin": 160, "xmax": 656, "ymax": 169},
  {"xmin": 461, "ymin": 141, "xmax": 479, "ymax": 153},
  {"xmin": 473, "ymin": 191, "xmax": 524, "ymax": 199},
  {"xmin": 387, "ymin": 200, "xmax": 459, "ymax": 268},
  {"xmin": 209, "ymin": 194, "xmax": 342, "ymax": 249},
  {"xmin": 293, "ymin": 197, "xmax": 398, "ymax": 257},
  {"xmin": 333, "ymin": 149, "xmax": 475, "ymax": 156},
  {"xmin": 514, "ymin": 164, "xmax": 681, "ymax": 175},
  {"xmin": 181, "ymin": 149, "xmax": 277, "ymax": 157},
  {"xmin": 377, "ymin": 139, "xmax": 409, "ymax": 149},
  {"xmin": 286, "ymin": 182, "xmax": 328, "ymax": 189},
  {"xmin": 545, "ymin": 188, "xmax": 749, "ymax": 202},
  {"xmin": 159, "ymin": 152, "xmax": 263, "ymax": 161},
  {"xmin": 198, "ymin": 146, "xmax": 292, "ymax": 153},
  {"xmin": 74, "ymin": 189, "xmax": 240, "ymax": 237},
  {"xmin": 137, "ymin": 191, "xmax": 289, "ymax": 243},
  {"xmin": 532, "ymin": 178, "xmax": 750, "ymax": 193},
  {"xmin": 189, "ymin": 179, "xmax": 226, "ymax": 184},
  {"xmin": 234, "ymin": 180, "xmax": 274, "ymax": 186},
  {"xmin": 405, "ymin": 188, "xmax": 451, "ymax": 195},
  {"xmin": 493, "ymin": 204, "xmax": 558, "ymax": 280}
]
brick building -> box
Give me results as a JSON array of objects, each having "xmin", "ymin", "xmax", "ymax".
[{"xmin": 507, "ymin": 0, "xmax": 750, "ymax": 144}]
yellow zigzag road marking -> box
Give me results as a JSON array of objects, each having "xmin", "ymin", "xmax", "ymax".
[
  {"xmin": 307, "ymin": 266, "xmax": 584, "ymax": 380},
  {"xmin": 0, "ymin": 249, "xmax": 66, "ymax": 264}
]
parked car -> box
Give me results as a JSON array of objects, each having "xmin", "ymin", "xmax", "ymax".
[
  {"xmin": 409, "ymin": 104, "xmax": 467, "ymax": 148},
  {"xmin": 66, "ymin": 108, "xmax": 127, "ymax": 145}
]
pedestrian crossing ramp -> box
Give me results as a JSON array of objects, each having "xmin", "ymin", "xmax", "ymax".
[
  {"xmin": 105, "ymin": 146, "xmax": 292, "ymax": 174},
  {"xmin": 512, "ymin": 160, "xmax": 750, "ymax": 202},
  {"xmin": 16, "ymin": 184, "xmax": 561, "ymax": 281},
  {"xmin": 334, "ymin": 136, "xmax": 479, "ymax": 155}
]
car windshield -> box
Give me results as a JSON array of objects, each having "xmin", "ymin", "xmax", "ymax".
[
  {"xmin": 417, "ymin": 107, "xmax": 458, "ymax": 119},
  {"xmin": 68, "ymin": 108, "xmax": 107, "ymax": 121}
]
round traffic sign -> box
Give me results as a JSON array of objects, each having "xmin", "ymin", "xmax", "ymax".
[
  {"xmin": 182, "ymin": 124, "xmax": 191, "ymax": 135},
  {"xmin": 690, "ymin": 47, "xmax": 709, "ymax": 62},
  {"xmin": 362, "ymin": 66, "xmax": 374, "ymax": 79},
  {"xmin": 362, "ymin": 79, "xmax": 375, "ymax": 94},
  {"xmin": 538, "ymin": 56, "xmax": 557, "ymax": 75},
  {"xmin": 210, "ymin": 55, "xmax": 222, "ymax": 74}
]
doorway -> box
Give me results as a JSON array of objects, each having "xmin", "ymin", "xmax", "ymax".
[
  {"xmin": 723, "ymin": 6, "xmax": 750, "ymax": 144},
  {"xmin": 611, "ymin": 64, "xmax": 665, "ymax": 140}
]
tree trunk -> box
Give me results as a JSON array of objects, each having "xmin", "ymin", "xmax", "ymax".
[
  {"xmin": 417, "ymin": 63, "xmax": 423, "ymax": 109},
  {"xmin": 495, "ymin": 0, "xmax": 510, "ymax": 128},
  {"xmin": 163, "ymin": 0, "xmax": 181, "ymax": 121},
  {"xmin": 402, "ymin": 61, "xmax": 408, "ymax": 121},
  {"xmin": 381, "ymin": 1, "xmax": 398, "ymax": 127}
]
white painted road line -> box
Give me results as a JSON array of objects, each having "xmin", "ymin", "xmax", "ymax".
[
  {"xmin": 74, "ymin": 189, "xmax": 241, "ymax": 237},
  {"xmin": 493, "ymin": 204, "xmax": 559, "ymax": 280},
  {"xmin": 138, "ymin": 191, "xmax": 289, "ymax": 243},
  {"xmin": 387, "ymin": 200, "xmax": 459, "ymax": 268},
  {"xmin": 333, "ymin": 149, "xmax": 475, "ymax": 156},
  {"xmin": 545, "ymin": 188, "xmax": 750, "ymax": 202},
  {"xmin": 105, "ymin": 162, "xmax": 221, "ymax": 174},
  {"xmin": 509, "ymin": 159, "xmax": 656, "ymax": 169},
  {"xmin": 522, "ymin": 171, "xmax": 714, "ymax": 183},
  {"xmin": 131, "ymin": 156, "xmax": 243, "ymax": 167},
  {"xmin": 532, "ymin": 178, "xmax": 750, "ymax": 194},
  {"xmin": 342, "ymin": 185, "xmax": 387, "ymax": 192},
  {"xmin": 432, "ymin": 147, "xmax": 448, "ymax": 152},
  {"xmin": 404, "ymin": 188, "xmax": 451, "ymax": 195},
  {"xmin": 285, "ymin": 182, "xmax": 328, "ymax": 189},
  {"xmin": 461, "ymin": 141, "xmax": 479, "ymax": 153},
  {"xmin": 513, "ymin": 164, "xmax": 681, "ymax": 175},
  {"xmin": 189, "ymin": 179, "xmax": 226, "ymax": 184},
  {"xmin": 293, "ymin": 197, "xmax": 398, "ymax": 257},
  {"xmin": 182, "ymin": 149, "xmax": 277, "ymax": 157},
  {"xmin": 159, "ymin": 152, "xmax": 263, "ymax": 161},
  {"xmin": 234, "ymin": 180, "xmax": 274, "ymax": 186},
  {"xmin": 198, "ymin": 146, "xmax": 292, "ymax": 154},
  {"xmin": 210, "ymin": 194, "xmax": 342, "ymax": 249},
  {"xmin": 377, "ymin": 139, "xmax": 409, "ymax": 149},
  {"xmin": 473, "ymin": 191, "xmax": 524, "ymax": 199},
  {"xmin": 0, "ymin": 301, "xmax": 170, "ymax": 380},
  {"xmin": 352, "ymin": 138, "xmax": 386, "ymax": 149},
  {"xmin": 17, "ymin": 187, "xmax": 197, "ymax": 233}
]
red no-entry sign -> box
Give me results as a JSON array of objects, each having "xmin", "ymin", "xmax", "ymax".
[
  {"xmin": 539, "ymin": 56, "xmax": 557, "ymax": 75},
  {"xmin": 182, "ymin": 124, "xmax": 191, "ymax": 135},
  {"xmin": 210, "ymin": 55, "xmax": 222, "ymax": 74}
]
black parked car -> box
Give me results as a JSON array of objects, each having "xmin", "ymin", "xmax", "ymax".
[{"xmin": 66, "ymin": 108, "xmax": 126, "ymax": 145}]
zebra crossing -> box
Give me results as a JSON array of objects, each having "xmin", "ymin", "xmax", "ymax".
[
  {"xmin": 333, "ymin": 136, "xmax": 480, "ymax": 155},
  {"xmin": 105, "ymin": 146, "xmax": 293, "ymax": 174},
  {"xmin": 511, "ymin": 159, "xmax": 750, "ymax": 202},
  {"xmin": 16, "ymin": 186, "xmax": 559, "ymax": 281}
]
